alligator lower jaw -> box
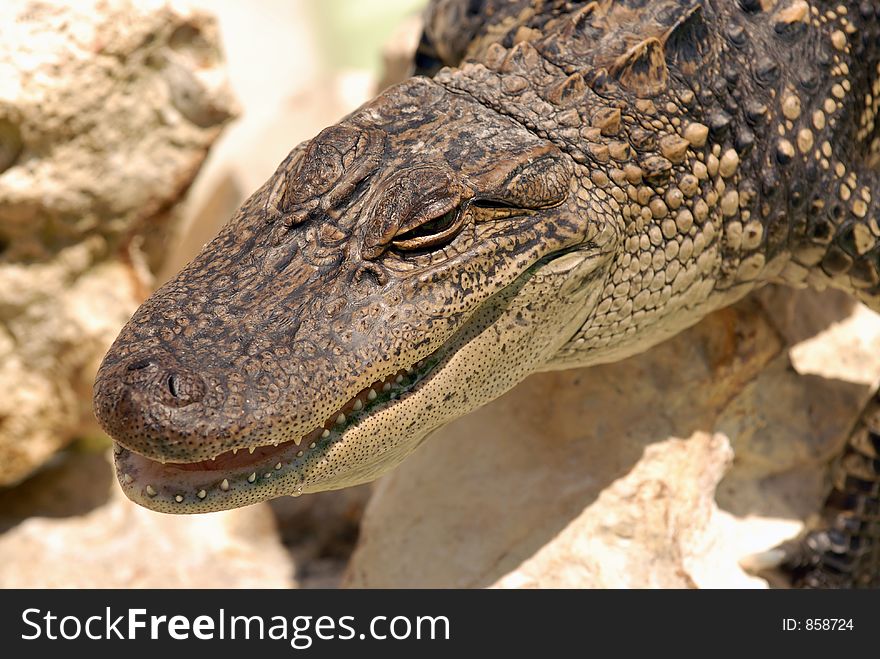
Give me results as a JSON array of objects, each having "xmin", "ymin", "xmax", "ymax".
[{"xmin": 113, "ymin": 358, "xmax": 435, "ymax": 511}]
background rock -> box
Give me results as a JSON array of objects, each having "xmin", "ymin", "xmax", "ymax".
[
  {"xmin": 0, "ymin": 450, "xmax": 294, "ymax": 588},
  {"xmin": 0, "ymin": 0, "xmax": 235, "ymax": 485},
  {"xmin": 345, "ymin": 289, "xmax": 880, "ymax": 588}
]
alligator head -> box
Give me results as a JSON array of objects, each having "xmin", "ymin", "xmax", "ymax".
[{"xmin": 94, "ymin": 78, "xmax": 618, "ymax": 512}]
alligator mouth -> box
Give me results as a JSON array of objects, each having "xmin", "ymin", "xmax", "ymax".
[
  {"xmin": 113, "ymin": 354, "xmax": 439, "ymax": 512},
  {"xmin": 113, "ymin": 248, "xmax": 578, "ymax": 513}
]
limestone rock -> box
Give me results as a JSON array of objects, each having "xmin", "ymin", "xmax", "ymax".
[
  {"xmin": 344, "ymin": 289, "xmax": 880, "ymax": 588},
  {"xmin": 0, "ymin": 0, "xmax": 236, "ymax": 485},
  {"xmin": 0, "ymin": 450, "xmax": 294, "ymax": 588},
  {"xmin": 495, "ymin": 432, "xmax": 735, "ymax": 589}
]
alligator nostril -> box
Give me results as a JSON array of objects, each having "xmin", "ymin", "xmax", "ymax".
[
  {"xmin": 168, "ymin": 373, "xmax": 180, "ymax": 398},
  {"xmin": 156, "ymin": 370, "xmax": 205, "ymax": 407}
]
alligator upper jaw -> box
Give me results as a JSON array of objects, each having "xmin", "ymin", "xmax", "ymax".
[{"xmin": 112, "ymin": 359, "xmax": 434, "ymax": 513}]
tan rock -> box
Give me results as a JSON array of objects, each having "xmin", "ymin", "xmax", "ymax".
[
  {"xmin": 0, "ymin": 450, "xmax": 294, "ymax": 588},
  {"xmin": 0, "ymin": 0, "xmax": 235, "ymax": 485},
  {"xmin": 344, "ymin": 289, "xmax": 880, "ymax": 588},
  {"xmin": 495, "ymin": 432, "xmax": 736, "ymax": 589}
]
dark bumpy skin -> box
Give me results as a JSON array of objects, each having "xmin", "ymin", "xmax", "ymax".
[{"xmin": 94, "ymin": 0, "xmax": 880, "ymax": 585}]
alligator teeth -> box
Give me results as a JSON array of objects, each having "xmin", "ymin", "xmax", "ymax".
[
  {"xmin": 121, "ymin": 473, "xmax": 133, "ymax": 484},
  {"xmin": 247, "ymin": 472, "xmax": 256, "ymax": 483},
  {"xmin": 274, "ymin": 462, "xmax": 282, "ymax": 470},
  {"xmin": 263, "ymin": 472, "xmax": 271, "ymax": 479},
  {"xmin": 220, "ymin": 479, "xmax": 229, "ymax": 491},
  {"xmin": 296, "ymin": 450, "xmax": 303, "ymax": 457},
  {"xmin": 175, "ymin": 494, "xmax": 184, "ymax": 503},
  {"xmin": 145, "ymin": 485, "xmax": 157, "ymax": 497},
  {"xmin": 185, "ymin": 362, "xmax": 425, "ymax": 468},
  {"xmin": 197, "ymin": 489, "xmax": 207, "ymax": 499}
]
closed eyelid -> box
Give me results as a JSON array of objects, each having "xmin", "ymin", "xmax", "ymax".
[
  {"xmin": 361, "ymin": 164, "xmax": 462, "ymax": 258},
  {"xmin": 391, "ymin": 206, "xmax": 467, "ymax": 251},
  {"xmin": 395, "ymin": 191, "xmax": 462, "ymax": 236}
]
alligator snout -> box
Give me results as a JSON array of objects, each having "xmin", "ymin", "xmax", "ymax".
[{"xmin": 93, "ymin": 352, "xmax": 217, "ymax": 462}]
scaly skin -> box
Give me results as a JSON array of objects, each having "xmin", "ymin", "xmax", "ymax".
[{"xmin": 94, "ymin": 0, "xmax": 879, "ymax": 584}]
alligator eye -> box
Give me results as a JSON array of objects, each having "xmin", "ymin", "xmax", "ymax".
[{"xmin": 391, "ymin": 207, "xmax": 464, "ymax": 251}]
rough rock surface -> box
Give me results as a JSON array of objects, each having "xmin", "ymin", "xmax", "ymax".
[
  {"xmin": 345, "ymin": 288, "xmax": 880, "ymax": 588},
  {"xmin": 0, "ymin": 0, "xmax": 235, "ymax": 485},
  {"xmin": 0, "ymin": 450, "xmax": 294, "ymax": 588}
]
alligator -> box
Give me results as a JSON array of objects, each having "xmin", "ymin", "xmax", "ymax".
[{"xmin": 93, "ymin": 0, "xmax": 880, "ymax": 587}]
